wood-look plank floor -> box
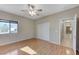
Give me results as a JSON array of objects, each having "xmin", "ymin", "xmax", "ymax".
[{"xmin": 0, "ymin": 38, "xmax": 75, "ymax": 55}]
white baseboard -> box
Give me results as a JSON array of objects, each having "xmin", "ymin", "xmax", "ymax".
[
  {"xmin": 36, "ymin": 38, "xmax": 59, "ymax": 45},
  {"xmin": 0, "ymin": 37, "xmax": 34, "ymax": 46}
]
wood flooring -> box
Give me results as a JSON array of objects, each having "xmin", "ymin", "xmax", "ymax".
[{"xmin": 0, "ymin": 38, "xmax": 75, "ymax": 55}]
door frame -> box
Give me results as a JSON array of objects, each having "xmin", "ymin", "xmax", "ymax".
[{"xmin": 59, "ymin": 15, "xmax": 77, "ymax": 50}]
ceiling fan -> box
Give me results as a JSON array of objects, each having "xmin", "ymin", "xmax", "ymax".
[{"xmin": 22, "ymin": 4, "xmax": 42, "ymax": 16}]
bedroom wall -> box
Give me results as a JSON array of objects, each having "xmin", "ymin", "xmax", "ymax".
[
  {"xmin": 35, "ymin": 6, "xmax": 79, "ymax": 45},
  {"xmin": 0, "ymin": 10, "xmax": 35, "ymax": 45}
]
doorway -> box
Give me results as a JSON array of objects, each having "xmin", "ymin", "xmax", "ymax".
[
  {"xmin": 60, "ymin": 19, "xmax": 73, "ymax": 48},
  {"xmin": 59, "ymin": 17, "xmax": 76, "ymax": 50}
]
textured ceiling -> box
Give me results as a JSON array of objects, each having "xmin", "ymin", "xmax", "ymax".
[{"xmin": 0, "ymin": 4, "xmax": 78, "ymax": 20}]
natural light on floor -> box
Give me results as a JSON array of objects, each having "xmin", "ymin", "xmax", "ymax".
[
  {"xmin": 20, "ymin": 46, "xmax": 37, "ymax": 55},
  {"xmin": 5, "ymin": 46, "xmax": 37, "ymax": 55}
]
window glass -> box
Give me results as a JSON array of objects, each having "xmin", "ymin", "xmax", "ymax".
[
  {"xmin": 0, "ymin": 20, "xmax": 18, "ymax": 34},
  {"xmin": 0, "ymin": 22, "xmax": 9, "ymax": 34},
  {"xmin": 10, "ymin": 23, "xmax": 18, "ymax": 33}
]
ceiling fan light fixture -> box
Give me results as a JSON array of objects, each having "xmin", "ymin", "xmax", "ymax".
[
  {"xmin": 22, "ymin": 4, "xmax": 42, "ymax": 16},
  {"xmin": 29, "ymin": 11, "xmax": 37, "ymax": 16}
]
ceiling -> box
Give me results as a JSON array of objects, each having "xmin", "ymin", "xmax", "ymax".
[{"xmin": 0, "ymin": 4, "xmax": 78, "ymax": 20}]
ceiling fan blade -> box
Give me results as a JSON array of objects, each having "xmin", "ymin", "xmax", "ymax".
[
  {"xmin": 28, "ymin": 4, "xmax": 35, "ymax": 9},
  {"xmin": 36, "ymin": 13, "xmax": 39, "ymax": 16},
  {"xmin": 37, "ymin": 9, "xmax": 42, "ymax": 11}
]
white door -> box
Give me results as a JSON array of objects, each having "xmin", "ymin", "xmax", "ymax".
[{"xmin": 36, "ymin": 22, "xmax": 50, "ymax": 41}]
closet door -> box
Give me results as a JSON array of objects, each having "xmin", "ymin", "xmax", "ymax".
[{"xmin": 36, "ymin": 22, "xmax": 50, "ymax": 41}]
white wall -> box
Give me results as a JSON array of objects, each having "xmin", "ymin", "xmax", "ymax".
[
  {"xmin": 0, "ymin": 11, "xmax": 35, "ymax": 45},
  {"xmin": 35, "ymin": 6, "xmax": 79, "ymax": 45}
]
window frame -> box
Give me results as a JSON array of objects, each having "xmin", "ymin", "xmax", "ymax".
[{"xmin": 0, "ymin": 19, "xmax": 18, "ymax": 34}]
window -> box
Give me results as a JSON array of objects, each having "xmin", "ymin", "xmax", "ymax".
[
  {"xmin": 0, "ymin": 21, "xmax": 9, "ymax": 34},
  {"xmin": 10, "ymin": 23, "xmax": 17, "ymax": 33},
  {"xmin": 0, "ymin": 20, "xmax": 18, "ymax": 34},
  {"xmin": 10, "ymin": 21, "xmax": 18, "ymax": 33}
]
